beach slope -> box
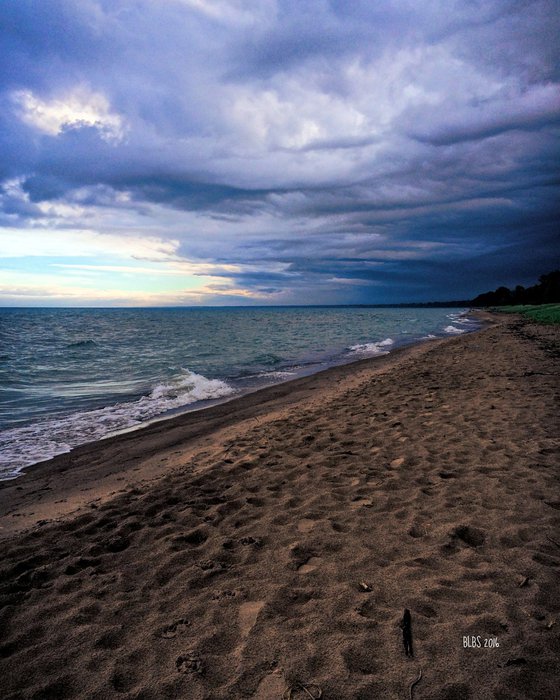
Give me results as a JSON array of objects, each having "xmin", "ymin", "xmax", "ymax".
[{"xmin": 0, "ymin": 315, "xmax": 559, "ymax": 699}]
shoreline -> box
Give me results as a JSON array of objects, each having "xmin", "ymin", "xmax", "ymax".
[
  {"xmin": 1, "ymin": 311, "xmax": 558, "ymax": 698},
  {"xmin": 0, "ymin": 312, "xmax": 490, "ymax": 537},
  {"xmin": 0, "ymin": 307, "xmax": 478, "ymax": 483}
]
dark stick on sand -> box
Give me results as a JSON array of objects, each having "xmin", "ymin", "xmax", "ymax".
[
  {"xmin": 401, "ymin": 608, "xmax": 414, "ymax": 657},
  {"xmin": 409, "ymin": 669, "xmax": 423, "ymax": 699}
]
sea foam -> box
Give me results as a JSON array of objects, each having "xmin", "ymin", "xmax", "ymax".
[
  {"xmin": 0, "ymin": 306, "xmax": 480, "ymax": 480},
  {"xmin": 0, "ymin": 369, "xmax": 235, "ymax": 480},
  {"xmin": 349, "ymin": 338, "xmax": 394, "ymax": 355},
  {"xmin": 149, "ymin": 369, "xmax": 234, "ymax": 406}
]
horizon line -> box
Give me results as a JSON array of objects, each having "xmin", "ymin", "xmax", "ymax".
[{"xmin": 0, "ymin": 302, "xmax": 473, "ymax": 310}]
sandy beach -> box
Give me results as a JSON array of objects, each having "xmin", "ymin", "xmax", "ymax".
[{"xmin": 0, "ymin": 312, "xmax": 558, "ymax": 699}]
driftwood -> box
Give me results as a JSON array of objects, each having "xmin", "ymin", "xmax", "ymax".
[
  {"xmin": 400, "ymin": 608, "xmax": 413, "ymax": 657},
  {"xmin": 409, "ymin": 668, "xmax": 423, "ymax": 699}
]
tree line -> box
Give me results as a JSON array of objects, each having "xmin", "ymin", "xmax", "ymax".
[{"xmin": 471, "ymin": 270, "xmax": 560, "ymax": 307}]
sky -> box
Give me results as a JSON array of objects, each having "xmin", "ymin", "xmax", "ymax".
[{"xmin": 0, "ymin": 0, "xmax": 559, "ymax": 306}]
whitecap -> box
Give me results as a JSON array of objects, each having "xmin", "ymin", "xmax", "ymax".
[
  {"xmin": 0, "ymin": 368, "xmax": 235, "ymax": 479},
  {"xmin": 149, "ymin": 369, "xmax": 234, "ymax": 406},
  {"xmin": 349, "ymin": 337, "xmax": 394, "ymax": 355}
]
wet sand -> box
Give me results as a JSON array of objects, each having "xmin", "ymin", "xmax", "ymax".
[{"xmin": 0, "ymin": 313, "xmax": 558, "ymax": 699}]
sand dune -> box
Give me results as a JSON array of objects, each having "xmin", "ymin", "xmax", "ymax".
[{"xmin": 0, "ymin": 314, "xmax": 558, "ymax": 699}]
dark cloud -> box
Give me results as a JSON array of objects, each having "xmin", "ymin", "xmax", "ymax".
[{"xmin": 0, "ymin": 0, "xmax": 559, "ymax": 303}]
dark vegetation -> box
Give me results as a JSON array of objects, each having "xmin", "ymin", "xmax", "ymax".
[
  {"xmin": 353, "ymin": 271, "xmax": 560, "ymax": 310},
  {"xmin": 471, "ymin": 270, "xmax": 560, "ymax": 307},
  {"xmin": 496, "ymin": 303, "xmax": 560, "ymax": 325}
]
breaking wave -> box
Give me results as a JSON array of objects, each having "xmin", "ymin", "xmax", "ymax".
[
  {"xmin": 0, "ymin": 369, "xmax": 235, "ymax": 480},
  {"xmin": 444, "ymin": 325, "xmax": 467, "ymax": 334},
  {"xmin": 348, "ymin": 337, "xmax": 394, "ymax": 355}
]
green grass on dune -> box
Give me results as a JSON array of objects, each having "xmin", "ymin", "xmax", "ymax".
[{"xmin": 494, "ymin": 303, "xmax": 560, "ymax": 325}]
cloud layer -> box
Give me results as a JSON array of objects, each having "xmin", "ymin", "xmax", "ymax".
[{"xmin": 1, "ymin": 0, "xmax": 559, "ymax": 304}]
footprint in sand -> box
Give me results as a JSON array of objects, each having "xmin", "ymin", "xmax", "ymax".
[
  {"xmin": 297, "ymin": 518, "xmax": 316, "ymax": 533},
  {"xmin": 254, "ymin": 669, "xmax": 286, "ymax": 699},
  {"xmin": 158, "ymin": 618, "xmax": 190, "ymax": 639},
  {"xmin": 176, "ymin": 651, "xmax": 203, "ymax": 675},
  {"xmin": 297, "ymin": 557, "xmax": 323, "ymax": 574},
  {"xmin": 408, "ymin": 524, "xmax": 428, "ymax": 538}
]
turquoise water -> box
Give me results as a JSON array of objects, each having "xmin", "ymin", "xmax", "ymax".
[{"xmin": 0, "ymin": 306, "xmax": 477, "ymax": 479}]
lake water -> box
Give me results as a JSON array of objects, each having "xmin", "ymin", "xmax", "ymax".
[{"xmin": 0, "ymin": 306, "xmax": 478, "ymax": 479}]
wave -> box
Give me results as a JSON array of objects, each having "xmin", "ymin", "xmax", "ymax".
[
  {"xmin": 148, "ymin": 369, "xmax": 235, "ymax": 408},
  {"xmin": 253, "ymin": 353, "xmax": 283, "ymax": 366},
  {"xmin": 443, "ymin": 325, "xmax": 466, "ymax": 334},
  {"xmin": 253, "ymin": 370, "xmax": 296, "ymax": 380},
  {"xmin": 0, "ymin": 369, "xmax": 235, "ymax": 480},
  {"xmin": 348, "ymin": 337, "xmax": 394, "ymax": 355}
]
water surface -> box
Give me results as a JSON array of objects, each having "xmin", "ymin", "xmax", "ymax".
[{"xmin": 0, "ymin": 306, "xmax": 477, "ymax": 478}]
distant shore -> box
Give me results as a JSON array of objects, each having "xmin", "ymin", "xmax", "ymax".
[{"xmin": 1, "ymin": 311, "xmax": 558, "ymax": 699}]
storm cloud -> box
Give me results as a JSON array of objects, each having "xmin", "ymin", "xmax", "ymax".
[{"xmin": 0, "ymin": 0, "xmax": 559, "ymax": 304}]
